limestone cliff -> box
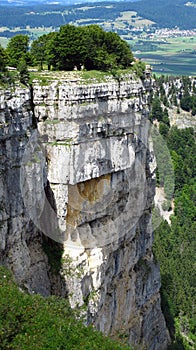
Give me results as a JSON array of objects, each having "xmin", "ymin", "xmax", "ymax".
[
  {"xmin": 0, "ymin": 74, "xmax": 169, "ymax": 350},
  {"xmin": 0, "ymin": 87, "xmax": 56, "ymax": 295}
]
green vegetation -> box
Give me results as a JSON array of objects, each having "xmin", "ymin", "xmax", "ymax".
[
  {"xmin": 0, "ymin": 0, "xmax": 195, "ymax": 31},
  {"xmin": 0, "ymin": 1, "xmax": 196, "ymax": 76},
  {"xmin": 151, "ymin": 75, "xmax": 196, "ymax": 349},
  {"xmin": 0, "ymin": 24, "xmax": 135, "ymax": 84},
  {"xmin": 133, "ymin": 36, "xmax": 196, "ymax": 77},
  {"xmin": 30, "ymin": 24, "xmax": 134, "ymax": 71},
  {"xmin": 0, "ymin": 24, "xmax": 142, "ymax": 87},
  {"xmin": 42, "ymin": 237, "xmax": 63, "ymax": 274},
  {"xmin": 0, "ymin": 44, "xmax": 7, "ymax": 71},
  {"xmin": 6, "ymin": 34, "xmax": 32, "ymax": 68},
  {"xmin": 180, "ymin": 92, "xmax": 196, "ymax": 116},
  {"xmin": 0, "ymin": 25, "xmax": 147, "ymax": 87},
  {"xmin": 0, "ymin": 35, "xmax": 31, "ymax": 86},
  {"xmin": 153, "ymin": 124, "xmax": 196, "ymax": 349},
  {"xmin": 0, "ymin": 266, "xmax": 131, "ymax": 350},
  {"xmin": 17, "ymin": 57, "xmax": 30, "ymax": 86}
]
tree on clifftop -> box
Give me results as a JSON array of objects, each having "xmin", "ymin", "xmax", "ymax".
[
  {"xmin": 0, "ymin": 45, "xmax": 8, "ymax": 72},
  {"xmin": 30, "ymin": 24, "xmax": 134, "ymax": 71},
  {"xmin": 80, "ymin": 25, "xmax": 134, "ymax": 71},
  {"xmin": 30, "ymin": 34, "xmax": 48, "ymax": 71},
  {"xmin": 6, "ymin": 34, "xmax": 31, "ymax": 68},
  {"xmin": 48, "ymin": 25, "xmax": 88, "ymax": 71}
]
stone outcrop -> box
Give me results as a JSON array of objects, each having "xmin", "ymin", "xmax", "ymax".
[{"xmin": 0, "ymin": 74, "xmax": 169, "ymax": 350}]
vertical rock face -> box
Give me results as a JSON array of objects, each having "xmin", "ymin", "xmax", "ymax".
[
  {"xmin": 0, "ymin": 75, "xmax": 169, "ymax": 350},
  {"xmin": 0, "ymin": 88, "xmax": 52, "ymax": 295}
]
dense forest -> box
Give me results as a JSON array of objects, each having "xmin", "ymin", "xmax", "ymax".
[
  {"xmin": 0, "ymin": 0, "xmax": 195, "ymax": 30},
  {"xmin": 151, "ymin": 76, "xmax": 196, "ymax": 350}
]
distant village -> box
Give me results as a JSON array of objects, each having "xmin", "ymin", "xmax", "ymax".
[
  {"xmin": 148, "ymin": 27, "xmax": 196, "ymax": 39},
  {"xmin": 120, "ymin": 26, "xmax": 196, "ymax": 42}
]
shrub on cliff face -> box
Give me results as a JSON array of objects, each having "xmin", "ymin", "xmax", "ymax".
[{"xmin": 0, "ymin": 266, "xmax": 131, "ymax": 350}]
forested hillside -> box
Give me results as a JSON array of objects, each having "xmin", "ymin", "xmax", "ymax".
[
  {"xmin": 0, "ymin": 0, "xmax": 195, "ymax": 30},
  {"xmin": 151, "ymin": 76, "xmax": 196, "ymax": 350}
]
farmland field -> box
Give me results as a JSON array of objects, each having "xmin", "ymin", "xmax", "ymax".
[{"xmin": 129, "ymin": 36, "xmax": 196, "ymax": 76}]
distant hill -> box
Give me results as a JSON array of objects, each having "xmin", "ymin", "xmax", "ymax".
[{"xmin": 0, "ymin": 0, "xmax": 195, "ymax": 29}]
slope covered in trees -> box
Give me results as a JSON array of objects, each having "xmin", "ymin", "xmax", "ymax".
[
  {"xmin": 154, "ymin": 131, "xmax": 195, "ymax": 349},
  {"xmin": 152, "ymin": 76, "xmax": 196, "ymax": 350},
  {"xmin": 0, "ymin": 0, "xmax": 195, "ymax": 30}
]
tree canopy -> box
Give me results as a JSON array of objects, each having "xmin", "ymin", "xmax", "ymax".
[
  {"xmin": 6, "ymin": 34, "xmax": 31, "ymax": 68},
  {"xmin": 0, "ymin": 45, "xmax": 8, "ymax": 72},
  {"xmin": 4, "ymin": 25, "xmax": 134, "ymax": 72},
  {"xmin": 30, "ymin": 24, "xmax": 134, "ymax": 71},
  {"xmin": 153, "ymin": 126, "xmax": 196, "ymax": 349}
]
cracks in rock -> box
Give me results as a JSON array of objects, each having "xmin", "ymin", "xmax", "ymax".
[{"xmin": 29, "ymin": 84, "xmax": 37, "ymax": 129}]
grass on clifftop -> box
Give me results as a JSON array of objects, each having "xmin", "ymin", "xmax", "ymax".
[
  {"xmin": 0, "ymin": 60, "xmax": 146, "ymax": 88},
  {"xmin": 29, "ymin": 61, "xmax": 145, "ymax": 86},
  {"xmin": 0, "ymin": 266, "xmax": 131, "ymax": 350}
]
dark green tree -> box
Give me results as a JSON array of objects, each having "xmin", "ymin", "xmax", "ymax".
[
  {"xmin": 104, "ymin": 30, "xmax": 134, "ymax": 68},
  {"xmin": 191, "ymin": 105, "xmax": 196, "ymax": 116},
  {"xmin": 159, "ymin": 122, "xmax": 169, "ymax": 137},
  {"xmin": 193, "ymin": 82, "xmax": 196, "ymax": 94},
  {"xmin": 132, "ymin": 60, "xmax": 146, "ymax": 79},
  {"xmin": 44, "ymin": 24, "xmax": 134, "ymax": 71},
  {"xmin": 180, "ymin": 92, "xmax": 192, "ymax": 112},
  {"xmin": 150, "ymin": 97, "xmax": 163, "ymax": 121},
  {"xmin": 172, "ymin": 94, "xmax": 178, "ymax": 107},
  {"xmin": 49, "ymin": 25, "xmax": 87, "ymax": 71},
  {"xmin": 162, "ymin": 95, "xmax": 169, "ymax": 107},
  {"xmin": 0, "ymin": 45, "xmax": 8, "ymax": 72},
  {"xmin": 17, "ymin": 57, "xmax": 29, "ymax": 86},
  {"xmin": 81, "ymin": 24, "xmax": 106, "ymax": 70},
  {"xmin": 6, "ymin": 34, "xmax": 30, "ymax": 68},
  {"xmin": 162, "ymin": 107, "xmax": 170, "ymax": 126},
  {"xmin": 30, "ymin": 34, "xmax": 48, "ymax": 70}
]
